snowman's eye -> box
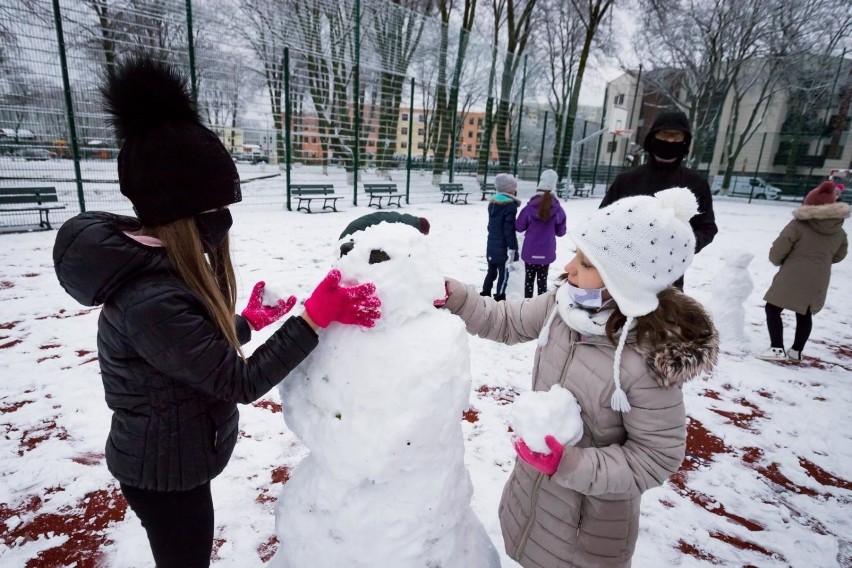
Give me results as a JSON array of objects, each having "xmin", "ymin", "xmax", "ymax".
[
  {"xmin": 339, "ymin": 241, "xmax": 355, "ymax": 257},
  {"xmin": 369, "ymin": 249, "xmax": 390, "ymax": 264}
]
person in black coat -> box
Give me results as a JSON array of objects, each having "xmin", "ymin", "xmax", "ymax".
[
  {"xmin": 52, "ymin": 54, "xmax": 381, "ymax": 568},
  {"xmin": 599, "ymin": 111, "xmax": 717, "ymax": 289},
  {"xmin": 481, "ymin": 173, "xmax": 520, "ymax": 301}
]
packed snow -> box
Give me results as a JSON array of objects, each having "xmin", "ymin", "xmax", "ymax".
[
  {"xmin": 0, "ymin": 173, "xmax": 851, "ymax": 567},
  {"xmin": 509, "ymin": 385, "xmax": 583, "ymax": 453}
]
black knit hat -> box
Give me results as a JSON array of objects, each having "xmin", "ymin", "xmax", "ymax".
[
  {"xmin": 643, "ymin": 110, "xmax": 692, "ymax": 152},
  {"xmin": 101, "ymin": 53, "xmax": 241, "ymax": 226}
]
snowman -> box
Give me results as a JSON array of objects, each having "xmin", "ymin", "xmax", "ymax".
[
  {"xmin": 710, "ymin": 249, "xmax": 754, "ymax": 344},
  {"xmin": 271, "ymin": 221, "xmax": 500, "ymax": 568}
]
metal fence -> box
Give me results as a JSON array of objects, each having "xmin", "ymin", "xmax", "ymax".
[{"xmin": 0, "ymin": 0, "xmax": 617, "ymax": 229}]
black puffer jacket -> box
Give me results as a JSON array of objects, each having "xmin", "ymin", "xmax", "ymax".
[{"xmin": 53, "ymin": 212, "xmax": 318, "ymax": 491}]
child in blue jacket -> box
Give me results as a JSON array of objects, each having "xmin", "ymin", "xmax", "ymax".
[{"xmin": 481, "ymin": 173, "xmax": 520, "ymax": 301}]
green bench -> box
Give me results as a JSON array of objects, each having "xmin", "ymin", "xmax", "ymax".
[
  {"xmin": 0, "ymin": 186, "xmax": 65, "ymax": 230},
  {"xmin": 480, "ymin": 182, "xmax": 495, "ymax": 200},
  {"xmin": 290, "ymin": 184, "xmax": 342, "ymax": 213},
  {"xmin": 364, "ymin": 183, "xmax": 402, "ymax": 209},
  {"xmin": 439, "ymin": 183, "xmax": 471, "ymax": 204}
]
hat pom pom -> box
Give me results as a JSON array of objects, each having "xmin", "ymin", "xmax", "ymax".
[{"xmin": 655, "ymin": 187, "xmax": 699, "ymax": 223}]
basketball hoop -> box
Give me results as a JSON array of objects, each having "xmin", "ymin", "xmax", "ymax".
[{"xmin": 613, "ymin": 129, "xmax": 633, "ymax": 139}]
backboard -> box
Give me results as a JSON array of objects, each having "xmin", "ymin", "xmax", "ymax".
[{"xmin": 608, "ymin": 105, "xmax": 630, "ymax": 135}]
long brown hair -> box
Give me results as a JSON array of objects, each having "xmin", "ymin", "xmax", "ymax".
[
  {"xmin": 150, "ymin": 217, "xmax": 243, "ymax": 355},
  {"xmin": 605, "ymin": 287, "xmax": 713, "ymax": 350},
  {"xmin": 537, "ymin": 191, "xmax": 553, "ymax": 221}
]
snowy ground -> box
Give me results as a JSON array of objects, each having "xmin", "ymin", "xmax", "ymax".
[{"xmin": 1, "ymin": 182, "xmax": 850, "ymax": 567}]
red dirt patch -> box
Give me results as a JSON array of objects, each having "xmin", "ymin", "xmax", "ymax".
[
  {"xmin": 23, "ymin": 273, "xmax": 39, "ymax": 278},
  {"xmin": 258, "ymin": 534, "xmax": 279, "ymax": 563},
  {"xmin": 677, "ymin": 540, "xmax": 721, "ymax": 563},
  {"xmin": 254, "ymin": 400, "xmax": 282, "ymax": 413},
  {"xmin": 19, "ymin": 420, "xmax": 69, "ymax": 455},
  {"xmin": 710, "ymin": 399, "xmax": 765, "ymax": 430},
  {"xmin": 71, "ymin": 452, "xmax": 104, "ymax": 466},
  {"xmin": 0, "ymin": 400, "xmax": 33, "ymax": 413},
  {"xmin": 709, "ymin": 531, "xmax": 783, "ymax": 560},
  {"xmin": 701, "ymin": 389, "xmax": 722, "ymax": 400},
  {"xmin": 757, "ymin": 390, "xmax": 773, "ymax": 399},
  {"xmin": 0, "ymin": 319, "xmax": 21, "ymax": 329},
  {"xmin": 271, "ymin": 466, "xmax": 291, "ymax": 485},
  {"xmin": 39, "ymin": 344, "xmax": 60, "ymax": 350},
  {"xmin": 0, "ymin": 280, "xmax": 14, "ymax": 289},
  {"xmin": 669, "ymin": 474, "xmax": 764, "ymax": 531},
  {"xmin": 0, "ymin": 488, "xmax": 126, "ymax": 566},
  {"xmin": 741, "ymin": 447, "xmax": 820, "ymax": 497},
  {"xmin": 798, "ymin": 458, "xmax": 852, "ymax": 490},
  {"xmin": 462, "ymin": 407, "xmax": 480, "ymax": 423},
  {"xmin": 0, "ymin": 338, "xmax": 23, "ymax": 349},
  {"xmin": 476, "ymin": 384, "xmax": 519, "ymax": 404},
  {"xmin": 682, "ymin": 418, "xmax": 730, "ymax": 470},
  {"xmin": 35, "ymin": 308, "xmax": 96, "ymax": 320}
]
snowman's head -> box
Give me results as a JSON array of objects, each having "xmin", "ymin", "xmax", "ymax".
[{"xmin": 335, "ymin": 222, "xmax": 445, "ymax": 329}]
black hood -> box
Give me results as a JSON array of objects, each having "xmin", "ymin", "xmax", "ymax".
[
  {"xmin": 643, "ymin": 111, "xmax": 692, "ymax": 153},
  {"xmin": 53, "ymin": 212, "xmax": 171, "ymax": 307}
]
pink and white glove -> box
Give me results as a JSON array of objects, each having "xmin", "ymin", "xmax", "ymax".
[
  {"xmin": 304, "ymin": 269, "xmax": 381, "ymax": 328},
  {"xmin": 240, "ymin": 281, "xmax": 297, "ymax": 331},
  {"xmin": 513, "ymin": 434, "xmax": 564, "ymax": 476}
]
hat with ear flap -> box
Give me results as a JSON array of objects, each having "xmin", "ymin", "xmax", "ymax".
[
  {"xmin": 569, "ymin": 187, "xmax": 699, "ymax": 412},
  {"xmin": 101, "ymin": 53, "xmax": 241, "ymax": 227},
  {"xmin": 803, "ymin": 180, "xmax": 837, "ymax": 206}
]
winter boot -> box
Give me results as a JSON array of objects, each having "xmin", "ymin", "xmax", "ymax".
[
  {"xmin": 787, "ymin": 348, "xmax": 802, "ymax": 362},
  {"xmin": 493, "ymin": 293, "xmax": 506, "ymax": 302},
  {"xmin": 755, "ymin": 347, "xmax": 787, "ymax": 361},
  {"xmin": 479, "ymin": 291, "xmax": 491, "ymax": 297}
]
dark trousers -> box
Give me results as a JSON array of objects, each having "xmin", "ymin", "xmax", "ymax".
[
  {"xmin": 121, "ymin": 481, "xmax": 214, "ymax": 568},
  {"xmin": 765, "ymin": 303, "xmax": 813, "ymax": 351},
  {"xmin": 524, "ymin": 263, "xmax": 549, "ymax": 298},
  {"xmin": 482, "ymin": 262, "xmax": 508, "ymax": 297}
]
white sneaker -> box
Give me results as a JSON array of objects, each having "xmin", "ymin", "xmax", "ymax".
[
  {"xmin": 756, "ymin": 347, "xmax": 787, "ymax": 361},
  {"xmin": 787, "ymin": 348, "xmax": 802, "ymax": 362}
]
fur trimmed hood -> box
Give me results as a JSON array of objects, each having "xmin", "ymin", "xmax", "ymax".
[
  {"xmin": 642, "ymin": 331, "xmax": 719, "ymax": 387},
  {"xmin": 793, "ymin": 201, "xmax": 850, "ymax": 221}
]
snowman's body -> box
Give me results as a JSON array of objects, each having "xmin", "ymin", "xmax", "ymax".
[
  {"xmin": 710, "ymin": 250, "xmax": 754, "ymax": 343},
  {"xmin": 271, "ymin": 223, "xmax": 499, "ymax": 568}
]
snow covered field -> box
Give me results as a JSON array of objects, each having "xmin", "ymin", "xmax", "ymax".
[{"xmin": 1, "ymin": 188, "xmax": 850, "ymax": 567}]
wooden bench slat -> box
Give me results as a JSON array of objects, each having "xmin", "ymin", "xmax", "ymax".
[
  {"xmin": 364, "ymin": 183, "xmax": 402, "ymax": 209},
  {"xmin": 290, "ymin": 185, "xmax": 341, "ymax": 213}
]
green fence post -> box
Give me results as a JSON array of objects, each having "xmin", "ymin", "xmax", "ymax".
[
  {"xmin": 481, "ymin": 96, "xmax": 494, "ymax": 186},
  {"xmin": 405, "ymin": 77, "xmax": 415, "ymax": 204},
  {"xmin": 537, "ymin": 110, "xmax": 548, "ymax": 183},
  {"xmin": 284, "ymin": 47, "xmax": 292, "ymax": 211},
  {"xmin": 512, "ymin": 55, "xmax": 528, "ymax": 177},
  {"xmin": 749, "ymin": 132, "xmax": 767, "ymax": 205},
  {"xmin": 591, "ymin": 87, "xmax": 608, "ymax": 192},
  {"xmin": 577, "ymin": 121, "xmax": 588, "ymax": 185},
  {"xmin": 352, "ymin": 0, "xmax": 361, "ymax": 206},
  {"xmin": 52, "ymin": 0, "xmax": 84, "ymax": 213},
  {"xmin": 185, "ymin": 0, "xmax": 198, "ymax": 104}
]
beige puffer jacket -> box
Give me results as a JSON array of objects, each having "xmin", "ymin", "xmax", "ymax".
[
  {"xmin": 445, "ymin": 279, "xmax": 718, "ymax": 568},
  {"xmin": 764, "ymin": 202, "xmax": 849, "ymax": 315}
]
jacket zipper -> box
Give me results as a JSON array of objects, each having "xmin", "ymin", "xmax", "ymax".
[{"xmin": 516, "ymin": 329, "xmax": 578, "ymax": 558}]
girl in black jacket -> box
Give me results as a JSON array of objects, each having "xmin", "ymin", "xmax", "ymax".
[{"xmin": 53, "ymin": 54, "xmax": 380, "ymax": 568}]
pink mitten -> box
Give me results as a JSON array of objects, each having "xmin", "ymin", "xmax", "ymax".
[
  {"xmin": 513, "ymin": 435, "xmax": 564, "ymax": 476},
  {"xmin": 433, "ymin": 280, "xmax": 450, "ymax": 308},
  {"xmin": 304, "ymin": 269, "xmax": 381, "ymax": 328},
  {"xmin": 241, "ymin": 281, "xmax": 297, "ymax": 331}
]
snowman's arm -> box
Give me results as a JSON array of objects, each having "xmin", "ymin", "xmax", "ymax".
[
  {"xmin": 550, "ymin": 372, "xmax": 686, "ymax": 498},
  {"xmin": 443, "ymin": 278, "xmax": 554, "ymax": 345}
]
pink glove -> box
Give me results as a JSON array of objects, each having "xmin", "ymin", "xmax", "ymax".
[
  {"xmin": 513, "ymin": 434, "xmax": 564, "ymax": 476},
  {"xmin": 433, "ymin": 280, "xmax": 450, "ymax": 308},
  {"xmin": 240, "ymin": 281, "xmax": 297, "ymax": 331},
  {"xmin": 304, "ymin": 269, "xmax": 381, "ymax": 328}
]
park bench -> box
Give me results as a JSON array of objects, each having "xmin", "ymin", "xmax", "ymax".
[
  {"xmin": 572, "ymin": 183, "xmax": 591, "ymax": 198},
  {"xmin": 0, "ymin": 186, "xmax": 65, "ymax": 231},
  {"xmin": 439, "ymin": 183, "xmax": 471, "ymax": 205},
  {"xmin": 480, "ymin": 182, "xmax": 495, "ymax": 201},
  {"xmin": 290, "ymin": 184, "xmax": 342, "ymax": 213},
  {"xmin": 364, "ymin": 183, "xmax": 402, "ymax": 209}
]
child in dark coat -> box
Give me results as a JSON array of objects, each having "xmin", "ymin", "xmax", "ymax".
[
  {"xmin": 515, "ymin": 169, "xmax": 567, "ymax": 297},
  {"xmin": 481, "ymin": 173, "xmax": 520, "ymax": 301}
]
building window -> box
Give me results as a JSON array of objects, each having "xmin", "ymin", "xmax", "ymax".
[
  {"xmin": 401, "ymin": 142, "xmax": 407, "ymax": 149},
  {"xmin": 477, "ymin": 118, "xmax": 483, "ymax": 126},
  {"xmin": 467, "ymin": 144, "xmax": 472, "ymax": 152},
  {"xmin": 467, "ymin": 131, "xmax": 473, "ymax": 139},
  {"xmin": 418, "ymin": 115, "xmax": 425, "ymax": 122},
  {"xmin": 606, "ymin": 140, "xmax": 617, "ymax": 153},
  {"xmin": 417, "ymin": 142, "xmax": 425, "ymax": 149},
  {"xmin": 418, "ymin": 128, "xmax": 425, "ymax": 136},
  {"xmin": 614, "ymin": 94, "xmax": 625, "ymax": 106},
  {"xmin": 401, "ymin": 127, "xmax": 408, "ymax": 135},
  {"xmin": 401, "ymin": 113, "xmax": 409, "ymax": 121},
  {"xmin": 469, "ymin": 118, "xmax": 474, "ymax": 125}
]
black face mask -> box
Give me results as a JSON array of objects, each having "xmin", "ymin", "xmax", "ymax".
[
  {"xmin": 194, "ymin": 209, "xmax": 232, "ymax": 253},
  {"xmin": 650, "ymin": 137, "xmax": 688, "ymax": 161}
]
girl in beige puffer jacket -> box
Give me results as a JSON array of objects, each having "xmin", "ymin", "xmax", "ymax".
[{"xmin": 444, "ymin": 187, "xmax": 718, "ymax": 567}]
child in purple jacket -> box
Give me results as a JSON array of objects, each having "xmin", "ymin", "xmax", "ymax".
[{"xmin": 515, "ymin": 169, "xmax": 567, "ymax": 297}]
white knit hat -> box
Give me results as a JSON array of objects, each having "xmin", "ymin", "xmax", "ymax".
[
  {"xmin": 494, "ymin": 173, "xmax": 518, "ymax": 194},
  {"xmin": 569, "ymin": 187, "xmax": 699, "ymax": 412},
  {"xmin": 537, "ymin": 169, "xmax": 558, "ymax": 192}
]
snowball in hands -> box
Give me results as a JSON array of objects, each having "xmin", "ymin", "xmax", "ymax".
[
  {"xmin": 272, "ymin": 222, "xmax": 499, "ymax": 568},
  {"xmin": 510, "ymin": 385, "xmax": 583, "ymax": 453}
]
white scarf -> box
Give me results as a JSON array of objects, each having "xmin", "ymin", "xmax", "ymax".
[{"xmin": 538, "ymin": 284, "xmax": 634, "ymax": 413}]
